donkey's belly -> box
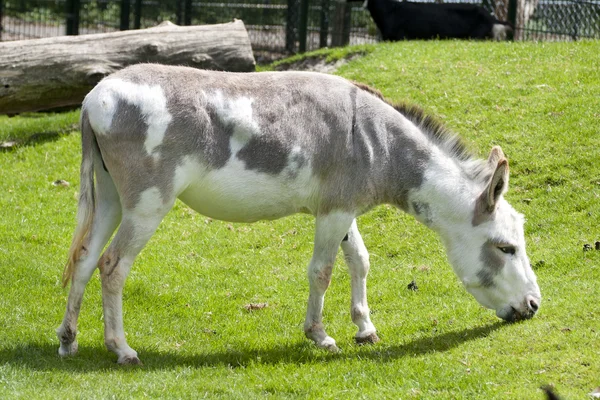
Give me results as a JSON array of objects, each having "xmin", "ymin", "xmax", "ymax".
[{"xmin": 177, "ymin": 167, "xmax": 317, "ymax": 223}]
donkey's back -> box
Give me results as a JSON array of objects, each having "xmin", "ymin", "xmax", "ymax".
[{"xmin": 84, "ymin": 64, "xmax": 395, "ymax": 221}]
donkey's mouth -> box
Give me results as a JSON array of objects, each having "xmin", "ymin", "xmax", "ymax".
[
  {"xmin": 496, "ymin": 294, "xmax": 540, "ymax": 322},
  {"xmin": 496, "ymin": 306, "xmax": 536, "ymax": 322}
]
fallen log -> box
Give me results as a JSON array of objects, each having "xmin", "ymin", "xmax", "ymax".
[{"xmin": 0, "ymin": 20, "xmax": 256, "ymax": 115}]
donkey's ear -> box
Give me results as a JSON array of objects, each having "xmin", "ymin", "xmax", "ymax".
[
  {"xmin": 487, "ymin": 146, "xmax": 505, "ymax": 168},
  {"xmin": 473, "ymin": 149, "xmax": 509, "ymax": 224},
  {"xmin": 484, "ymin": 156, "xmax": 509, "ymax": 212}
]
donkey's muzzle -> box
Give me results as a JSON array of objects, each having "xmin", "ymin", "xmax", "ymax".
[{"xmin": 497, "ymin": 294, "xmax": 540, "ymax": 322}]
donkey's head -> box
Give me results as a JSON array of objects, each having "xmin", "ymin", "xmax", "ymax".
[{"xmin": 441, "ymin": 147, "xmax": 541, "ymax": 322}]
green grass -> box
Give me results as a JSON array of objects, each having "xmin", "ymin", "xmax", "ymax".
[
  {"xmin": 0, "ymin": 109, "xmax": 79, "ymax": 145},
  {"xmin": 1, "ymin": 40, "xmax": 599, "ymax": 399}
]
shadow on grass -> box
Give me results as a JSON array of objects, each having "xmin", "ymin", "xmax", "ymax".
[
  {"xmin": 0, "ymin": 129, "xmax": 76, "ymax": 151},
  {"xmin": 1, "ymin": 321, "xmax": 505, "ymax": 371},
  {"xmin": 1, "ymin": 109, "xmax": 79, "ymax": 151}
]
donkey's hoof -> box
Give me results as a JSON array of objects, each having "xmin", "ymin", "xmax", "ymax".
[
  {"xmin": 315, "ymin": 336, "xmax": 340, "ymax": 353},
  {"xmin": 318, "ymin": 337, "xmax": 340, "ymax": 353},
  {"xmin": 58, "ymin": 340, "xmax": 78, "ymax": 357},
  {"xmin": 324, "ymin": 343, "xmax": 340, "ymax": 353},
  {"xmin": 355, "ymin": 332, "xmax": 380, "ymax": 345},
  {"xmin": 118, "ymin": 355, "xmax": 143, "ymax": 365}
]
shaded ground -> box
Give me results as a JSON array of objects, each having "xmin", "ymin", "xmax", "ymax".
[
  {"xmin": 273, "ymin": 56, "xmax": 354, "ymax": 73},
  {"xmin": 272, "ymin": 53, "xmax": 364, "ymax": 73}
]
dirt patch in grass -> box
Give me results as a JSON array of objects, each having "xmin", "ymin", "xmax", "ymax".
[{"xmin": 273, "ymin": 54, "xmax": 363, "ymax": 73}]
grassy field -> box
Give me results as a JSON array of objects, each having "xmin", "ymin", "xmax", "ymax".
[{"xmin": 1, "ymin": 40, "xmax": 599, "ymax": 399}]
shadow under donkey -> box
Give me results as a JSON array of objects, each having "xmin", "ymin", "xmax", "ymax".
[{"xmin": 3, "ymin": 321, "xmax": 505, "ymax": 371}]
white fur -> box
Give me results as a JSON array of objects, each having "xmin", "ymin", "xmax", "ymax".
[
  {"xmin": 177, "ymin": 150, "xmax": 317, "ymax": 222},
  {"xmin": 85, "ymin": 78, "xmax": 172, "ymax": 159},
  {"xmin": 407, "ymin": 151, "xmax": 540, "ymax": 317},
  {"xmin": 134, "ymin": 187, "xmax": 164, "ymax": 217},
  {"xmin": 492, "ymin": 24, "xmax": 509, "ymax": 41},
  {"xmin": 341, "ymin": 219, "xmax": 377, "ymax": 341},
  {"xmin": 204, "ymin": 90, "xmax": 260, "ymax": 153},
  {"xmin": 408, "ymin": 147, "xmax": 472, "ymax": 227}
]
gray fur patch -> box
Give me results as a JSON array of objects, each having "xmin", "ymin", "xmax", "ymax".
[
  {"xmin": 236, "ymin": 135, "xmax": 290, "ymax": 175},
  {"xmin": 472, "ymin": 193, "xmax": 495, "ymax": 226},
  {"xmin": 109, "ymin": 99, "xmax": 149, "ymax": 141},
  {"xmin": 98, "ymin": 99, "xmax": 157, "ymax": 209},
  {"xmin": 167, "ymin": 95, "xmax": 233, "ymax": 170},
  {"xmin": 412, "ymin": 201, "xmax": 432, "ymax": 224},
  {"xmin": 477, "ymin": 239, "xmax": 505, "ymax": 287},
  {"xmin": 59, "ymin": 325, "xmax": 76, "ymax": 344},
  {"xmin": 384, "ymin": 126, "xmax": 431, "ymax": 211},
  {"xmin": 285, "ymin": 151, "xmax": 308, "ymax": 180},
  {"xmin": 477, "ymin": 269, "xmax": 496, "ymax": 288}
]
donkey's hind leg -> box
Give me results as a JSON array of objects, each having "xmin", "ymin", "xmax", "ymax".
[
  {"xmin": 341, "ymin": 220, "xmax": 379, "ymax": 344},
  {"xmin": 57, "ymin": 163, "xmax": 122, "ymax": 356},
  {"xmin": 304, "ymin": 211, "xmax": 354, "ymax": 352},
  {"xmin": 98, "ymin": 189, "xmax": 174, "ymax": 364}
]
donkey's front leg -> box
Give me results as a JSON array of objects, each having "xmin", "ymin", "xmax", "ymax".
[
  {"xmin": 341, "ymin": 220, "xmax": 379, "ymax": 344},
  {"xmin": 304, "ymin": 211, "xmax": 354, "ymax": 352}
]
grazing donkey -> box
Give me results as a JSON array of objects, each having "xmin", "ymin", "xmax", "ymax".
[{"xmin": 57, "ymin": 64, "xmax": 541, "ymax": 364}]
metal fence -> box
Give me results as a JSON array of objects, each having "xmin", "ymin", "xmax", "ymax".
[
  {"xmin": 522, "ymin": 1, "xmax": 600, "ymax": 40},
  {"xmin": 1, "ymin": 0, "xmax": 599, "ymax": 55},
  {"xmin": 481, "ymin": 0, "xmax": 600, "ymax": 40}
]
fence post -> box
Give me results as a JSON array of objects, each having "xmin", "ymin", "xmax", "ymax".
[
  {"xmin": 319, "ymin": 0, "xmax": 329, "ymax": 48},
  {"xmin": 134, "ymin": 0, "xmax": 142, "ymax": 29},
  {"xmin": 331, "ymin": 0, "xmax": 350, "ymax": 47},
  {"xmin": 286, "ymin": 0, "xmax": 298, "ymax": 53},
  {"xmin": 184, "ymin": 0, "xmax": 192, "ymax": 25},
  {"xmin": 507, "ymin": 0, "xmax": 517, "ymax": 40},
  {"xmin": 176, "ymin": 0, "xmax": 183, "ymax": 25},
  {"xmin": 120, "ymin": 0, "xmax": 130, "ymax": 30},
  {"xmin": 298, "ymin": 0, "xmax": 309, "ymax": 52},
  {"xmin": 65, "ymin": 0, "xmax": 80, "ymax": 35},
  {"xmin": 0, "ymin": 0, "xmax": 3, "ymax": 41}
]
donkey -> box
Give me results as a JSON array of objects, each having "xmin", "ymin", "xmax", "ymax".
[{"xmin": 57, "ymin": 64, "xmax": 541, "ymax": 364}]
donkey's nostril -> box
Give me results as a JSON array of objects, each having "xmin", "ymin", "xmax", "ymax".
[{"xmin": 528, "ymin": 298, "xmax": 539, "ymax": 313}]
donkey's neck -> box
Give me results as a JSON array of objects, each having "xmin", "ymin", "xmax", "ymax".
[
  {"xmin": 378, "ymin": 116, "xmax": 479, "ymax": 232},
  {"xmin": 403, "ymin": 151, "xmax": 478, "ymax": 232}
]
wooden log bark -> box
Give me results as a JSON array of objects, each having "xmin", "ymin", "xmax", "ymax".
[{"xmin": 0, "ymin": 20, "xmax": 256, "ymax": 115}]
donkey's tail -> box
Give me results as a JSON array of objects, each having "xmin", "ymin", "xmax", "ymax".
[{"xmin": 62, "ymin": 109, "xmax": 97, "ymax": 288}]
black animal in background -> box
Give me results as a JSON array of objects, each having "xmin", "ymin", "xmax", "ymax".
[{"xmin": 357, "ymin": 0, "xmax": 513, "ymax": 41}]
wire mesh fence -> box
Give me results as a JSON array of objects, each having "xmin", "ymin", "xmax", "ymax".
[
  {"xmin": 1, "ymin": 0, "xmax": 599, "ymax": 55},
  {"xmin": 522, "ymin": 0, "xmax": 600, "ymax": 40}
]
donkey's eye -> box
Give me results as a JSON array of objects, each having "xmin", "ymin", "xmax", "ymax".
[{"xmin": 498, "ymin": 246, "xmax": 516, "ymax": 255}]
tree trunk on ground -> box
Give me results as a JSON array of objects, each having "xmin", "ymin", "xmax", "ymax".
[{"xmin": 0, "ymin": 20, "xmax": 256, "ymax": 115}]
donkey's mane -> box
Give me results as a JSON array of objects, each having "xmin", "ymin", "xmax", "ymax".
[
  {"xmin": 353, "ymin": 82, "xmax": 489, "ymax": 182},
  {"xmin": 391, "ymin": 101, "xmax": 472, "ymax": 162}
]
